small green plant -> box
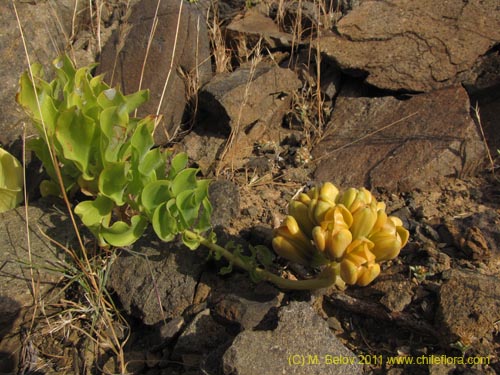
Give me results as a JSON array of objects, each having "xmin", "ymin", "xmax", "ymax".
[
  {"xmin": 18, "ymin": 56, "xmax": 409, "ymax": 291},
  {"xmin": 0, "ymin": 147, "xmax": 23, "ymax": 212},
  {"xmin": 17, "ymin": 55, "xmax": 211, "ymax": 247}
]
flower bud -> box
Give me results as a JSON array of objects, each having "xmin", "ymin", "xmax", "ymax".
[
  {"xmin": 312, "ymin": 226, "xmax": 326, "ymax": 252},
  {"xmin": 339, "ymin": 259, "xmax": 359, "ymax": 285},
  {"xmin": 319, "ymin": 182, "xmax": 339, "ymax": 205},
  {"xmin": 289, "ymin": 200, "xmax": 314, "ymax": 234},
  {"xmin": 272, "ymin": 236, "xmax": 310, "ymax": 265},
  {"xmin": 350, "ymin": 206, "xmax": 377, "ymax": 239},
  {"xmin": 325, "ymin": 229, "xmax": 352, "ymax": 260},
  {"xmin": 336, "ymin": 188, "xmax": 357, "ymax": 210},
  {"xmin": 368, "ymin": 231, "xmax": 401, "ymax": 261},
  {"xmin": 356, "ymin": 263, "xmax": 381, "ymax": 286}
]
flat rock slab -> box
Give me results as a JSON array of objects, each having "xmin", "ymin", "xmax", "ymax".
[
  {"xmin": 107, "ymin": 237, "xmax": 207, "ymax": 326},
  {"xmin": 312, "ymin": 85, "xmax": 485, "ymax": 191},
  {"xmin": 222, "ymin": 301, "xmax": 362, "ymax": 375},
  {"xmin": 436, "ymin": 269, "xmax": 500, "ymax": 346},
  {"xmin": 317, "ymin": 0, "xmax": 500, "ymax": 92},
  {"xmin": 0, "ymin": 202, "xmax": 74, "ymax": 373},
  {"xmin": 199, "ymin": 62, "xmax": 301, "ymax": 133},
  {"xmin": 226, "ymin": 8, "xmax": 294, "ymax": 51},
  {"xmin": 97, "ymin": 0, "xmax": 212, "ymax": 145},
  {"xmin": 197, "ymin": 62, "xmax": 301, "ymax": 168},
  {"xmin": 0, "ymin": 1, "xmax": 75, "ymax": 145}
]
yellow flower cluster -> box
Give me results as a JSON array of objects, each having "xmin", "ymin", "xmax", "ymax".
[{"xmin": 272, "ymin": 183, "xmax": 409, "ymax": 286}]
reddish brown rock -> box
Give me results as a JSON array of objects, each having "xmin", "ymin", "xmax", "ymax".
[
  {"xmin": 225, "ymin": 8, "xmax": 294, "ymax": 53},
  {"xmin": 97, "ymin": 0, "xmax": 212, "ymax": 145},
  {"xmin": 317, "ymin": 0, "xmax": 500, "ymax": 92},
  {"xmin": 436, "ymin": 269, "xmax": 500, "ymax": 346},
  {"xmin": 196, "ymin": 62, "xmax": 301, "ymax": 169},
  {"xmin": 0, "ymin": 1, "xmax": 80, "ymax": 146},
  {"xmin": 312, "ymin": 85, "xmax": 485, "ymax": 191}
]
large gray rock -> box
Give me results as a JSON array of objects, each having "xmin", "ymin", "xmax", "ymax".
[
  {"xmin": 107, "ymin": 238, "xmax": 207, "ymax": 325},
  {"xmin": 0, "ymin": 202, "xmax": 73, "ymax": 373},
  {"xmin": 317, "ymin": 0, "xmax": 500, "ymax": 92},
  {"xmin": 312, "ymin": 85, "xmax": 485, "ymax": 191},
  {"xmin": 436, "ymin": 269, "xmax": 500, "ymax": 347},
  {"xmin": 172, "ymin": 308, "xmax": 233, "ymax": 372},
  {"xmin": 97, "ymin": 0, "xmax": 212, "ymax": 145},
  {"xmin": 222, "ymin": 301, "xmax": 362, "ymax": 375}
]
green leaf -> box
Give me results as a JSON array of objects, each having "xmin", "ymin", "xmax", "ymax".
[
  {"xmin": 182, "ymin": 231, "xmax": 201, "ymax": 250},
  {"xmin": 39, "ymin": 180, "xmax": 61, "ymax": 197},
  {"xmin": 196, "ymin": 198, "xmax": 213, "ymax": 233},
  {"xmin": 141, "ymin": 180, "xmax": 172, "ymax": 217},
  {"xmin": 139, "ymin": 149, "xmax": 164, "ymax": 178},
  {"xmin": 219, "ymin": 262, "xmax": 233, "ymax": 275},
  {"xmin": 74, "ymin": 195, "xmax": 114, "ymax": 229},
  {"xmin": 168, "ymin": 152, "xmax": 188, "ymax": 179},
  {"xmin": 251, "ymin": 245, "xmax": 275, "ymax": 268},
  {"xmin": 131, "ymin": 121, "xmax": 154, "ymax": 163},
  {"xmin": 176, "ymin": 190, "xmax": 199, "ymax": 227},
  {"xmin": 99, "ymin": 107, "xmax": 128, "ymax": 163},
  {"xmin": 171, "ymin": 168, "xmax": 198, "ymax": 196},
  {"xmin": 55, "ymin": 107, "xmax": 96, "ymax": 179},
  {"xmin": 101, "ymin": 215, "xmax": 148, "ymax": 247},
  {"xmin": 152, "ymin": 200, "xmax": 178, "ymax": 242},
  {"xmin": 0, "ymin": 148, "xmax": 23, "ymax": 213},
  {"xmin": 122, "ymin": 90, "xmax": 149, "ymax": 114},
  {"xmin": 98, "ymin": 162, "xmax": 129, "ymax": 206},
  {"xmin": 16, "ymin": 65, "xmax": 43, "ymax": 117}
]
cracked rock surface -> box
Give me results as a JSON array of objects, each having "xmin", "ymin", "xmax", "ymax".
[{"xmin": 318, "ymin": 0, "xmax": 500, "ymax": 92}]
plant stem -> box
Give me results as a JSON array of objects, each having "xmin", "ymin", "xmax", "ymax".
[{"xmin": 184, "ymin": 230, "xmax": 335, "ymax": 290}]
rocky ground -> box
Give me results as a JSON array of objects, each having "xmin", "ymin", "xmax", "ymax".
[{"xmin": 1, "ymin": 0, "xmax": 499, "ymax": 374}]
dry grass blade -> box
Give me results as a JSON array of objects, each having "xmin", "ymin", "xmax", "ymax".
[
  {"xmin": 155, "ymin": 0, "xmax": 184, "ymax": 142},
  {"xmin": 472, "ymin": 102, "xmax": 495, "ymax": 173}
]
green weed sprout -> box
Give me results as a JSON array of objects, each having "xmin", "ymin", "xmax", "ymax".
[
  {"xmin": 0, "ymin": 147, "xmax": 23, "ymax": 212},
  {"xmin": 17, "ymin": 56, "xmax": 409, "ymax": 290}
]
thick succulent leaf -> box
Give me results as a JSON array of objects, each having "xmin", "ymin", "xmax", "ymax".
[
  {"xmin": 196, "ymin": 198, "xmax": 212, "ymax": 233},
  {"xmin": 181, "ymin": 231, "xmax": 201, "ymax": 250},
  {"xmin": 39, "ymin": 180, "xmax": 61, "ymax": 197},
  {"xmin": 0, "ymin": 148, "xmax": 23, "ymax": 212},
  {"xmin": 176, "ymin": 190, "xmax": 199, "ymax": 227},
  {"xmin": 168, "ymin": 152, "xmax": 188, "ymax": 179},
  {"xmin": 152, "ymin": 200, "xmax": 178, "ymax": 242},
  {"xmin": 16, "ymin": 65, "xmax": 43, "ymax": 117},
  {"xmin": 122, "ymin": 90, "xmax": 150, "ymax": 115},
  {"xmin": 101, "ymin": 215, "xmax": 148, "ymax": 247},
  {"xmin": 131, "ymin": 121, "xmax": 154, "ymax": 163},
  {"xmin": 141, "ymin": 180, "xmax": 172, "ymax": 217},
  {"xmin": 171, "ymin": 168, "xmax": 198, "ymax": 196},
  {"xmin": 55, "ymin": 107, "xmax": 96, "ymax": 179},
  {"xmin": 98, "ymin": 162, "xmax": 129, "ymax": 206},
  {"xmin": 74, "ymin": 195, "xmax": 114, "ymax": 229},
  {"xmin": 99, "ymin": 107, "xmax": 128, "ymax": 163}
]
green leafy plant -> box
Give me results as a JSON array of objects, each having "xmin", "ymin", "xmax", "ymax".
[
  {"xmin": 18, "ymin": 56, "xmax": 409, "ymax": 291},
  {"xmin": 17, "ymin": 55, "xmax": 211, "ymax": 247},
  {"xmin": 0, "ymin": 147, "xmax": 23, "ymax": 212}
]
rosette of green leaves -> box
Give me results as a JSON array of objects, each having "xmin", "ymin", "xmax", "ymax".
[{"xmin": 17, "ymin": 55, "xmax": 211, "ymax": 247}]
